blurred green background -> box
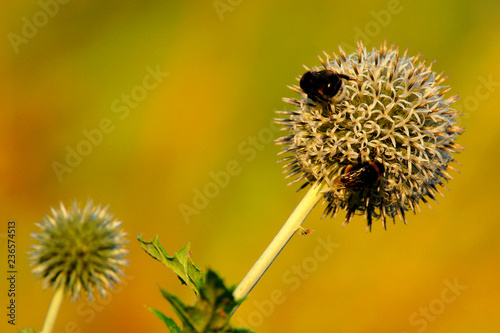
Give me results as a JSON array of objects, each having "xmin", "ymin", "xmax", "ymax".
[{"xmin": 1, "ymin": 0, "xmax": 499, "ymax": 332}]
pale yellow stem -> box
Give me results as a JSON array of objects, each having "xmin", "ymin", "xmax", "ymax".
[
  {"xmin": 233, "ymin": 183, "xmax": 324, "ymax": 302},
  {"xmin": 41, "ymin": 287, "xmax": 65, "ymax": 333}
]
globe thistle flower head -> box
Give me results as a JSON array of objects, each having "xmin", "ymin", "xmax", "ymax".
[
  {"xmin": 276, "ymin": 41, "xmax": 464, "ymax": 230},
  {"xmin": 29, "ymin": 200, "xmax": 129, "ymax": 301}
]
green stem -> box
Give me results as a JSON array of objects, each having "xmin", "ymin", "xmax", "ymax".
[
  {"xmin": 232, "ymin": 183, "xmax": 324, "ymax": 303},
  {"xmin": 41, "ymin": 287, "xmax": 65, "ymax": 333}
]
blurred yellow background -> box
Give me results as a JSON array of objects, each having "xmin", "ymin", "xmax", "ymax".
[{"xmin": 1, "ymin": 0, "xmax": 499, "ymax": 332}]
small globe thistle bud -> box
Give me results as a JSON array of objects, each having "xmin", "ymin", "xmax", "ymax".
[
  {"xmin": 276, "ymin": 41, "xmax": 464, "ymax": 229},
  {"xmin": 29, "ymin": 200, "xmax": 129, "ymax": 301}
]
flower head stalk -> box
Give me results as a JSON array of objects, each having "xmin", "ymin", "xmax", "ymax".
[{"xmin": 233, "ymin": 41, "xmax": 464, "ymax": 309}]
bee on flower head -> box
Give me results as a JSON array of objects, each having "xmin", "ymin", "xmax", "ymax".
[{"xmin": 299, "ymin": 69, "xmax": 353, "ymax": 117}]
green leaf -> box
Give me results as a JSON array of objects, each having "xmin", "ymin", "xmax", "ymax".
[
  {"xmin": 137, "ymin": 234, "xmax": 203, "ymax": 295},
  {"xmin": 159, "ymin": 288, "xmax": 197, "ymax": 330},
  {"xmin": 139, "ymin": 236, "xmax": 257, "ymax": 332},
  {"xmin": 17, "ymin": 329, "xmax": 37, "ymax": 333},
  {"xmin": 148, "ymin": 307, "xmax": 181, "ymax": 333},
  {"xmin": 160, "ymin": 269, "xmax": 256, "ymax": 333}
]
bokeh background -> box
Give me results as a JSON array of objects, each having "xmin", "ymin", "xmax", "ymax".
[{"xmin": 1, "ymin": 0, "xmax": 499, "ymax": 332}]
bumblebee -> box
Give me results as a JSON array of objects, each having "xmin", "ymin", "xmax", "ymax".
[
  {"xmin": 338, "ymin": 161, "xmax": 385, "ymax": 190},
  {"xmin": 299, "ymin": 69, "xmax": 352, "ymax": 106}
]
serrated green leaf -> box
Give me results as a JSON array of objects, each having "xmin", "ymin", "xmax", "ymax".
[
  {"xmin": 196, "ymin": 270, "xmax": 237, "ymax": 331},
  {"xmin": 159, "ymin": 288, "xmax": 197, "ymax": 330},
  {"xmin": 148, "ymin": 307, "xmax": 182, "ymax": 333},
  {"xmin": 140, "ymin": 237, "xmax": 257, "ymax": 332},
  {"xmin": 159, "ymin": 269, "xmax": 254, "ymax": 332},
  {"xmin": 137, "ymin": 234, "xmax": 203, "ymax": 295}
]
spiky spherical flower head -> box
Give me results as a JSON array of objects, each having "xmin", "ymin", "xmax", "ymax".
[
  {"xmin": 29, "ymin": 200, "xmax": 128, "ymax": 301},
  {"xmin": 276, "ymin": 41, "xmax": 464, "ymax": 229}
]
